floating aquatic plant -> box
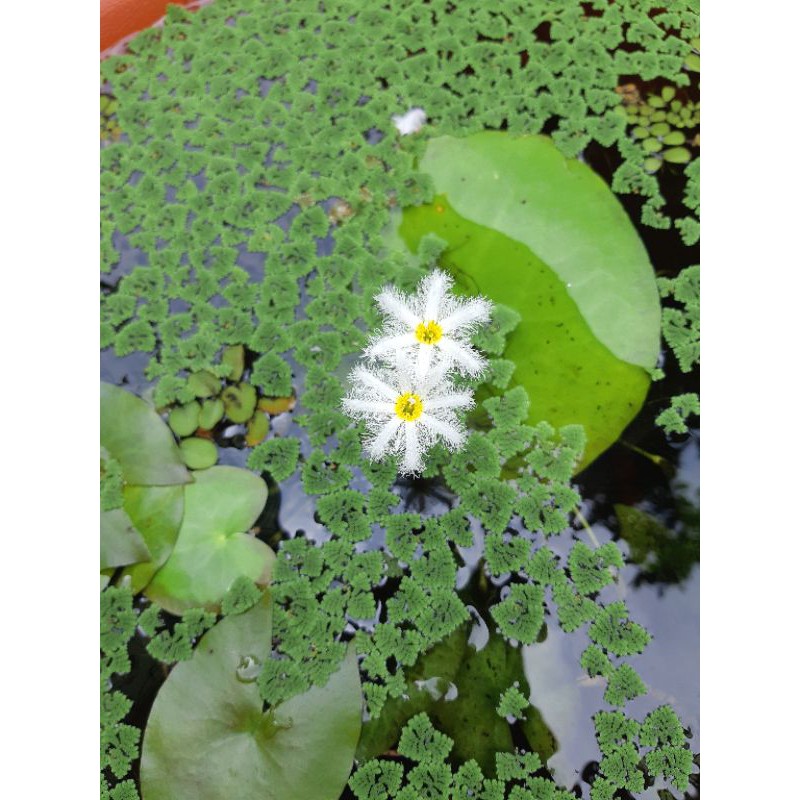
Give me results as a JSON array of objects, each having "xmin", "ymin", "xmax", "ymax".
[
  {"xmin": 145, "ymin": 466, "xmax": 275, "ymax": 614},
  {"xmin": 656, "ymin": 392, "xmax": 700, "ymax": 435},
  {"xmin": 395, "ymin": 132, "xmax": 664, "ymax": 466},
  {"xmin": 351, "ymin": 713, "xmax": 566, "ymax": 800},
  {"xmin": 100, "ymin": 383, "xmax": 191, "ymax": 590},
  {"xmin": 140, "ymin": 594, "xmax": 362, "ymax": 800},
  {"xmin": 622, "ymin": 84, "xmax": 699, "ymax": 174},
  {"xmin": 100, "ymin": 91, "xmax": 122, "ymax": 142},
  {"xmin": 100, "ymin": 1, "xmax": 700, "ymax": 796},
  {"xmin": 163, "ymin": 343, "xmax": 295, "ymax": 468},
  {"xmin": 101, "ymin": 587, "xmax": 141, "ymax": 795}
]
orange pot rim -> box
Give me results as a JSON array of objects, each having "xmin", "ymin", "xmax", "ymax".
[{"xmin": 101, "ymin": 0, "xmax": 203, "ymax": 56}]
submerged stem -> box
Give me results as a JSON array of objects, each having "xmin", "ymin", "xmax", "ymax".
[
  {"xmin": 621, "ymin": 440, "xmax": 676, "ymax": 477},
  {"xmin": 574, "ymin": 508, "xmax": 601, "ymax": 549}
]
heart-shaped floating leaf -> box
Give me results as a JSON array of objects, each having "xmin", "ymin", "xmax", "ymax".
[
  {"xmin": 140, "ymin": 596, "xmax": 362, "ymax": 800},
  {"xmin": 120, "ymin": 485, "xmax": 185, "ymax": 594},
  {"xmin": 145, "ymin": 467, "xmax": 275, "ymax": 614},
  {"xmin": 396, "ymin": 132, "xmax": 661, "ymax": 466},
  {"xmin": 101, "ymin": 383, "xmax": 191, "ymax": 486}
]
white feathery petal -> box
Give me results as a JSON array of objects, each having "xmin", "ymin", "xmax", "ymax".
[
  {"xmin": 423, "ymin": 392, "xmax": 474, "ymax": 411},
  {"xmin": 343, "ymin": 398, "xmax": 395, "ymax": 415},
  {"xmin": 415, "ymin": 343, "xmax": 433, "ymax": 383},
  {"xmin": 376, "ymin": 287, "xmax": 420, "ymax": 328},
  {"xmin": 421, "ymin": 359, "xmax": 451, "ymax": 391},
  {"xmin": 422, "ymin": 269, "xmax": 451, "ymax": 321},
  {"xmin": 403, "ymin": 423, "xmax": 422, "ymax": 474},
  {"xmin": 351, "ymin": 365, "xmax": 399, "ymax": 401},
  {"xmin": 369, "ymin": 418, "xmax": 403, "ymax": 458},
  {"xmin": 437, "ymin": 336, "xmax": 487, "ymax": 376},
  {"xmin": 419, "ymin": 412, "xmax": 466, "ymax": 449},
  {"xmin": 439, "ymin": 297, "xmax": 492, "ymax": 334},
  {"xmin": 365, "ymin": 331, "xmax": 417, "ymax": 358}
]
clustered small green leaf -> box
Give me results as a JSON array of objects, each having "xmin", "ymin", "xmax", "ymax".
[
  {"xmin": 622, "ymin": 84, "xmax": 699, "ymax": 178},
  {"xmin": 100, "ymin": 0, "xmax": 699, "ymax": 794},
  {"xmin": 656, "ymin": 392, "xmax": 700, "ymax": 435},
  {"xmin": 145, "ymin": 607, "xmax": 217, "ymax": 663},
  {"xmin": 248, "ymin": 437, "xmax": 301, "ymax": 482},
  {"xmin": 220, "ymin": 575, "xmax": 263, "ymax": 616},
  {"xmin": 593, "ymin": 706, "xmax": 694, "ymax": 794},
  {"xmin": 655, "ymin": 264, "xmax": 699, "ymax": 435},
  {"xmin": 100, "ymin": 456, "xmax": 124, "ymax": 512},
  {"xmin": 101, "ymin": 0, "xmax": 699, "ymax": 398},
  {"xmin": 588, "ymin": 601, "xmax": 652, "ymax": 657},
  {"xmin": 496, "ymin": 684, "xmax": 530, "ymax": 719},
  {"xmin": 352, "ymin": 714, "xmax": 575, "ymax": 800},
  {"xmin": 100, "ymin": 587, "xmax": 141, "ymax": 799},
  {"xmin": 659, "ymin": 266, "xmax": 700, "ymax": 373},
  {"xmin": 568, "ymin": 541, "xmax": 624, "ymax": 595}
]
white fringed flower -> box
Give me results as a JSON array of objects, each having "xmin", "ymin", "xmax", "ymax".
[
  {"xmin": 365, "ymin": 269, "xmax": 492, "ymax": 381},
  {"xmin": 342, "ymin": 358, "xmax": 473, "ymax": 475}
]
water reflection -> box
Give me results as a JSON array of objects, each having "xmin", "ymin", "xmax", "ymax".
[{"xmin": 527, "ymin": 433, "xmax": 700, "ymax": 797}]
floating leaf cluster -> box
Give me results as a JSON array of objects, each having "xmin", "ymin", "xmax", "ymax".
[
  {"xmin": 656, "ymin": 393, "xmax": 700, "ymax": 436},
  {"xmin": 163, "ymin": 344, "xmax": 296, "ymax": 469},
  {"xmin": 352, "ymin": 708, "xmax": 694, "ymax": 800},
  {"xmin": 260, "ymin": 407, "xmax": 658, "ymax": 733},
  {"xmin": 101, "ymin": 0, "xmax": 699, "ymax": 398},
  {"xmin": 101, "ymin": 0, "xmax": 700, "ymax": 451},
  {"xmin": 659, "ymin": 266, "xmax": 700, "ymax": 373},
  {"xmin": 100, "ymin": 587, "xmax": 141, "ymax": 800},
  {"xmin": 622, "ymin": 84, "xmax": 699, "ymax": 175},
  {"xmin": 101, "ymin": 580, "xmax": 273, "ymax": 797},
  {"xmin": 142, "ymin": 606, "xmax": 216, "ymax": 663},
  {"xmin": 351, "ymin": 713, "xmax": 569, "ymax": 800},
  {"xmin": 591, "ymin": 706, "xmax": 694, "ymax": 797},
  {"xmin": 496, "ymin": 684, "xmax": 530, "ymax": 720},
  {"xmin": 100, "ymin": 92, "xmax": 122, "ymax": 142},
  {"xmin": 655, "ymin": 264, "xmax": 699, "ymax": 434},
  {"xmin": 100, "ymin": 0, "xmax": 699, "ymax": 794},
  {"xmin": 100, "ymin": 455, "xmax": 124, "ymax": 511}
]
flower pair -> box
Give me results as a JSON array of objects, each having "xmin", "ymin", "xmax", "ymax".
[{"xmin": 343, "ymin": 269, "xmax": 492, "ymax": 475}]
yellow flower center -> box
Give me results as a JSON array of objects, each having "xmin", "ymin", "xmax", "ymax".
[
  {"xmin": 415, "ymin": 319, "xmax": 443, "ymax": 345},
  {"xmin": 394, "ymin": 392, "xmax": 424, "ymax": 422}
]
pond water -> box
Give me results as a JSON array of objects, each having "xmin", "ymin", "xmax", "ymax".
[
  {"xmin": 103, "ymin": 236, "xmax": 699, "ymax": 800},
  {"xmin": 101, "ymin": 34, "xmax": 699, "ymax": 798}
]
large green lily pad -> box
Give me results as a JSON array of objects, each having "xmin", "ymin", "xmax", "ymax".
[
  {"xmin": 141, "ymin": 595, "xmax": 362, "ymax": 800},
  {"xmin": 358, "ymin": 625, "xmax": 556, "ymax": 774},
  {"xmin": 397, "ymin": 132, "xmax": 661, "ymax": 466},
  {"xmin": 146, "ymin": 467, "xmax": 275, "ymax": 614},
  {"xmin": 101, "ymin": 382, "xmax": 191, "ymax": 486}
]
